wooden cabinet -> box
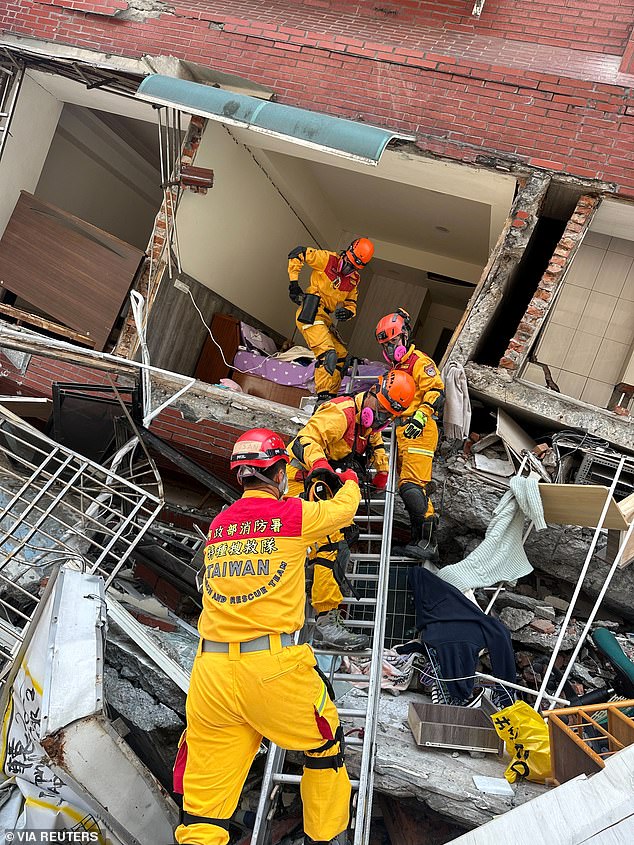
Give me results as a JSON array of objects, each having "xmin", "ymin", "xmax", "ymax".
[{"xmin": 194, "ymin": 313, "xmax": 241, "ymax": 385}]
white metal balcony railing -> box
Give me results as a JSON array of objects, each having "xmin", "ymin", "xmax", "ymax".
[{"xmin": 0, "ymin": 406, "xmax": 163, "ymax": 682}]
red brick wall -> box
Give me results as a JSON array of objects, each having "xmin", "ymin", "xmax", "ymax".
[
  {"xmin": 2, "ymin": 1, "xmax": 634, "ymax": 191},
  {"xmin": 0, "ymin": 352, "xmax": 242, "ymax": 484}
]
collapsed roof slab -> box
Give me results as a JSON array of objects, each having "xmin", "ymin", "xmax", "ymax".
[{"xmin": 466, "ymin": 362, "xmax": 634, "ymax": 455}]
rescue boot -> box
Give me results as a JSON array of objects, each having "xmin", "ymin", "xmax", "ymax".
[
  {"xmin": 313, "ymin": 609, "xmax": 369, "ymax": 651},
  {"xmin": 399, "ymin": 482, "xmax": 425, "ymax": 552},
  {"xmin": 404, "ymin": 514, "xmax": 439, "ymax": 564}
]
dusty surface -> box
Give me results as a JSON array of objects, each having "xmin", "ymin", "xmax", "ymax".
[{"xmin": 340, "ymin": 689, "xmax": 547, "ymax": 830}]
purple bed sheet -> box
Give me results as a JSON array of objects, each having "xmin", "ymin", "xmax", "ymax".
[
  {"xmin": 232, "ymin": 351, "xmax": 386, "ymax": 392},
  {"xmin": 232, "ymin": 350, "xmax": 316, "ymax": 387}
]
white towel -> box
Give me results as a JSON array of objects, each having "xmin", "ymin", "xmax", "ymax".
[
  {"xmin": 441, "ymin": 361, "xmax": 472, "ymax": 440},
  {"xmin": 438, "ymin": 475, "xmax": 547, "ymax": 593}
]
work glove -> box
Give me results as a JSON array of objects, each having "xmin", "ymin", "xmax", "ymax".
[
  {"xmin": 338, "ymin": 468, "xmax": 359, "ymax": 485},
  {"xmin": 289, "ymin": 281, "xmax": 304, "ymax": 305},
  {"xmin": 312, "ymin": 458, "xmax": 335, "ymax": 474},
  {"xmin": 373, "ymin": 471, "xmax": 388, "ymax": 490},
  {"xmin": 334, "ymin": 306, "xmax": 353, "ymax": 321},
  {"xmin": 403, "ymin": 410, "xmax": 428, "ymax": 440}
]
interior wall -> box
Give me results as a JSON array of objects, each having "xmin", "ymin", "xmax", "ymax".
[
  {"xmin": 415, "ymin": 302, "xmax": 465, "ymax": 359},
  {"xmin": 35, "ymin": 104, "xmax": 162, "ymax": 250},
  {"xmin": 176, "ymin": 122, "xmax": 338, "ymax": 337},
  {"xmin": 347, "ymin": 274, "xmax": 429, "ymax": 361},
  {"xmin": 524, "ymin": 229, "xmax": 634, "ymax": 407},
  {"xmin": 0, "ymin": 73, "xmax": 62, "ymax": 241}
]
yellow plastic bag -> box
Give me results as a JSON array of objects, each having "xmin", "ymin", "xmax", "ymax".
[{"xmin": 491, "ymin": 700, "xmax": 552, "ymax": 784}]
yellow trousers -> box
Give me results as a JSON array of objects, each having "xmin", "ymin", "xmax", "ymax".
[
  {"xmin": 176, "ymin": 641, "xmax": 351, "ymax": 845},
  {"xmin": 396, "ymin": 417, "xmax": 438, "ymax": 517},
  {"xmin": 288, "ymin": 474, "xmax": 344, "ymax": 614},
  {"xmin": 297, "ymin": 314, "xmax": 348, "ymax": 396}
]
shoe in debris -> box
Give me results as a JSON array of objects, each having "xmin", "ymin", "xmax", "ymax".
[{"xmin": 313, "ymin": 609, "xmax": 369, "ymax": 651}]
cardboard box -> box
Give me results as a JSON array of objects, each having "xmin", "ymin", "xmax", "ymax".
[{"xmin": 408, "ymin": 701, "xmax": 502, "ymax": 754}]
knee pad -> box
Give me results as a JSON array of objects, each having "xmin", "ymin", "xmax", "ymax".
[
  {"xmin": 315, "ymin": 349, "xmax": 338, "ymax": 376},
  {"xmin": 399, "ymin": 482, "xmax": 429, "ymax": 520}
]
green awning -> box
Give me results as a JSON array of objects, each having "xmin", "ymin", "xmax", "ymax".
[{"xmin": 135, "ymin": 74, "xmax": 411, "ymax": 165}]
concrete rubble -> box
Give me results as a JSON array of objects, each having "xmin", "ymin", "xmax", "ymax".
[{"xmin": 0, "ymin": 332, "xmax": 631, "ymax": 844}]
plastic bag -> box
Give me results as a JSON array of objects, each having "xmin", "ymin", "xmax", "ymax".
[{"xmin": 491, "ymin": 700, "xmax": 552, "ymax": 784}]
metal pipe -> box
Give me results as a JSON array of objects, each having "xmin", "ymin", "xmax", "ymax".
[
  {"xmin": 156, "ymin": 107, "xmax": 172, "ymax": 278},
  {"xmin": 0, "ymin": 61, "xmax": 24, "ymax": 165},
  {"xmin": 474, "ymin": 673, "xmax": 569, "ymax": 705},
  {"xmin": 533, "ymin": 456, "xmax": 625, "ymax": 711},
  {"xmin": 549, "ymin": 515, "xmax": 634, "ymax": 707}
]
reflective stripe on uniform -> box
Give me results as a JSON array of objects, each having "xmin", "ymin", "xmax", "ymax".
[
  {"xmin": 301, "ymin": 320, "xmax": 327, "ymax": 329},
  {"xmin": 407, "ymin": 448, "xmax": 435, "ymax": 457},
  {"xmin": 315, "ymin": 682, "xmax": 328, "ymax": 716}
]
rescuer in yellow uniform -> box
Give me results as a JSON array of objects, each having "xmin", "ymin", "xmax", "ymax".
[
  {"xmin": 175, "ymin": 428, "xmax": 361, "ymax": 845},
  {"xmin": 375, "ymin": 310, "xmax": 445, "ymax": 562},
  {"xmin": 288, "ymin": 238, "xmax": 374, "ymax": 405},
  {"xmin": 287, "ymin": 370, "xmax": 416, "ymax": 650}
]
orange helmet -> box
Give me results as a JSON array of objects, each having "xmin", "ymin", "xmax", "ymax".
[
  {"xmin": 230, "ymin": 428, "xmax": 289, "ymax": 470},
  {"xmin": 345, "ymin": 237, "xmax": 374, "ymax": 269},
  {"xmin": 376, "ymin": 370, "xmax": 415, "ymax": 416},
  {"xmin": 375, "ymin": 309, "xmax": 411, "ymax": 344}
]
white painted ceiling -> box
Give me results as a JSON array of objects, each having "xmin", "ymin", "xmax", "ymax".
[
  {"xmin": 370, "ymin": 257, "xmax": 475, "ymax": 309},
  {"xmin": 299, "ymin": 157, "xmax": 492, "ymax": 266}
]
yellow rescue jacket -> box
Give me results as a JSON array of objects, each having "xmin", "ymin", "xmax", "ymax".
[
  {"xmin": 200, "ymin": 484, "xmax": 360, "ymax": 642},
  {"xmin": 394, "ymin": 345, "xmax": 445, "ymax": 418},
  {"xmin": 288, "ymin": 247, "xmax": 360, "ymax": 317},
  {"xmin": 287, "ymin": 394, "xmax": 389, "ymax": 474}
]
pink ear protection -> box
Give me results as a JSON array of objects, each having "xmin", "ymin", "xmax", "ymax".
[
  {"xmin": 360, "ymin": 406, "xmax": 374, "ymax": 428},
  {"xmin": 381, "ymin": 341, "xmax": 407, "ymax": 364}
]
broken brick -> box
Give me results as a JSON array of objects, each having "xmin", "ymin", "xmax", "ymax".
[{"xmin": 530, "ymin": 618, "xmax": 556, "ymax": 635}]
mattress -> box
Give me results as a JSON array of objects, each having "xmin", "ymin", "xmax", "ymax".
[{"xmin": 232, "ymin": 350, "xmax": 315, "ymax": 387}]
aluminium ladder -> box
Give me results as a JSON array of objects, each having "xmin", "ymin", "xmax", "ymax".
[{"xmin": 250, "ymin": 426, "xmax": 399, "ymax": 845}]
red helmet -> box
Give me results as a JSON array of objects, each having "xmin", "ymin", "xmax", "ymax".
[
  {"xmin": 376, "ymin": 370, "xmax": 415, "ymax": 416},
  {"xmin": 345, "ymin": 237, "xmax": 374, "ymax": 269},
  {"xmin": 230, "ymin": 428, "xmax": 289, "ymax": 470},
  {"xmin": 375, "ymin": 309, "xmax": 411, "ymax": 345}
]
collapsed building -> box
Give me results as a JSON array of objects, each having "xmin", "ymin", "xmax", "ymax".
[{"xmin": 0, "ymin": 0, "xmax": 632, "ymax": 842}]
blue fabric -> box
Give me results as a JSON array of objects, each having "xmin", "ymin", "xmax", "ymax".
[{"xmin": 407, "ymin": 566, "xmax": 516, "ymax": 702}]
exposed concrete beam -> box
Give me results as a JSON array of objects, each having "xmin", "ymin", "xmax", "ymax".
[
  {"xmin": 445, "ymin": 173, "xmax": 551, "ymax": 366},
  {"xmin": 465, "ymin": 362, "xmax": 634, "ymax": 454},
  {"xmin": 0, "ymin": 325, "xmax": 307, "ymax": 437}
]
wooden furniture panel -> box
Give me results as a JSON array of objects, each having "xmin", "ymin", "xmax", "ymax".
[
  {"xmin": 0, "ymin": 192, "xmax": 143, "ymax": 351},
  {"xmin": 194, "ymin": 313, "xmax": 241, "ymax": 385},
  {"xmin": 539, "ymin": 484, "xmax": 631, "ymax": 531},
  {"xmin": 408, "ymin": 701, "xmax": 502, "ymax": 754},
  {"xmin": 231, "ymin": 372, "xmax": 310, "ymax": 409},
  {"xmin": 547, "ymin": 699, "xmax": 634, "ymax": 785}
]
